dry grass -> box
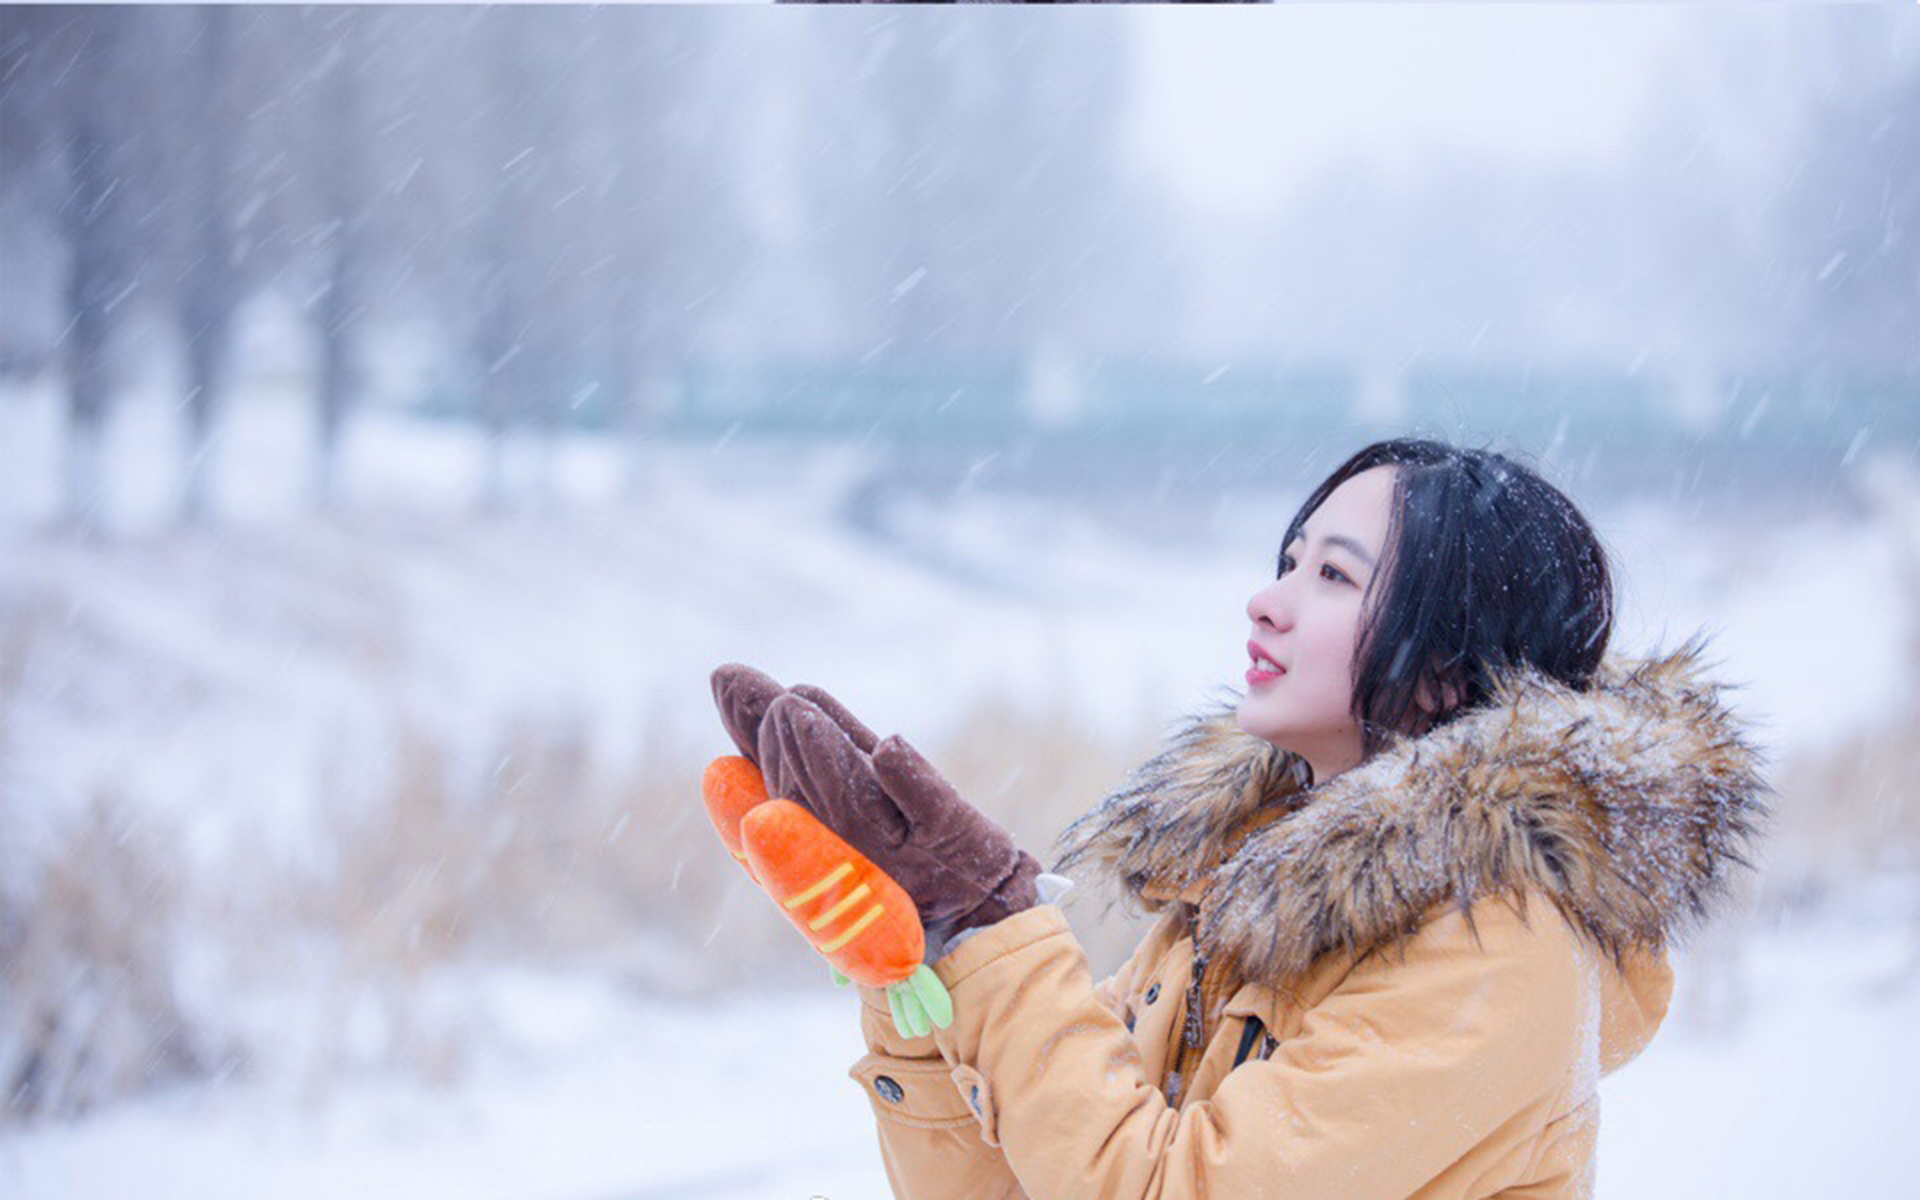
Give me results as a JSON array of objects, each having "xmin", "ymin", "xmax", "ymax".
[
  {"xmin": 3, "ymin": 602, "xmax": 199, "ymax": 1122},
  {"xmin": 0, "ymin": 790, "xmax": 214, "ymax": 1123},
  {"xmin": 1763, "ymin": 459, "xmax": 1920, "ymax": 916},
  {"xmin": 3, "ymin": 597, "xmax": 218, "ymax": 1123},
  {"xmin": 1771, "ymin": 710, "xmax": 1920, "ymax": 899},
  {"xmin": 275, "ymin": 707, "xmax": 839, "ymax": 1005},
  {"xmin": 214, "ymin": 709, "xmax": 820, "ymax": 1093},
  {"xmin": 278, "ymin": 691, "xmax": 1169, "ymax": 997}
]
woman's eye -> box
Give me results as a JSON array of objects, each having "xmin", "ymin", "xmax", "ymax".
[
  {"xmin": 1277, "ymin": 552, "xmax": 1296, "ymax": 576},
  {"xmin": 1320, "ymin": 563, "xmax": 1350, "ymax": 585}
]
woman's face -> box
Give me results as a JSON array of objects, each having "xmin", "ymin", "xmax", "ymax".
[{"xmin": 1236, "ymin": 464, "xmax": 1398, "ymax": 785}]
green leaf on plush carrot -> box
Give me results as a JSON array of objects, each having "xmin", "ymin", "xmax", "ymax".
[
  {"xmin": 886, "ymin": 982, "xmax": 913, "ymax": 1037},
  {"xmin": 907, "ymin": 964, "xmax": 952, "ymax": 1028},
  {"xmin": 889, "ymin": 981, "xmax": 931, "ymax": 1038}
]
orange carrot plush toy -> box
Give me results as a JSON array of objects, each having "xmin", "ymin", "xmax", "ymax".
[{"xmin": 701, "ymin": 754, "xmax": 953, "ymax": 1038}]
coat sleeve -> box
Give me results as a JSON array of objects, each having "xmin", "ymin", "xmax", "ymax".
[
  {"xmin": 846, "ymin": 912, "xmax": 1168, "ymax": 1200},
  {"xmin": 923, "ymin": 900, "xmax": 1586, "ymax": 1200}
]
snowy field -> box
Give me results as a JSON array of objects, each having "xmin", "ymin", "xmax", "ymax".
[
  {"xmin": 2, "ymin": 897, "xmax": 1916, "ymax": 1199},
  {"xmin": 3, "ymin": 377, "xmax": 1918, "ymax": 1196}
]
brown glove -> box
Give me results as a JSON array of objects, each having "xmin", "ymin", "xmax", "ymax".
[{"xmin": 710, "ymin": 663, "xmax": 1041, "ymax": 948}]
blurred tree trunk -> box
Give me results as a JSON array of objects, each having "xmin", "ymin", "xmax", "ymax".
[
  {"xmin": 472, "ymin": 11, "xmax": 543, "ymax": 517},
  {"xmin": 58, "ymin": 15, "xmax": 136, "ymax": 535},
  {"xmin": 312, "ymin": 13, "xmax": 370, "ymax": 513},
  {"xmin": 314, "ymin": 235, "xmax": 363, "ymax": 512},
  {"xmin": 178, "ymin": 6, "xmax": 240, "ymax": 527}
]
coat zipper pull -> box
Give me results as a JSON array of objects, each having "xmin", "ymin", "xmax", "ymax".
[{"xmin": 1183, "ymin": 947, "xmax": 1208, "ymax": 1050}]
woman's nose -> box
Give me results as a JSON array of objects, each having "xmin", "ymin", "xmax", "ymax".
[{"xmin": 1246, "ymin": 579, "xmax": 1292, "ymax": 630}]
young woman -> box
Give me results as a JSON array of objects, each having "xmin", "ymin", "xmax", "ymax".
[{"xmin": 711, "ymin": 436, "xmax": 1771, "ymax": 1200}]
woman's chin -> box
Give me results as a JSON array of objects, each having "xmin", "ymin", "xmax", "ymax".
[{"xmin": 1234, "ymin": 703, "xmax": 1283, "ymax": 743}]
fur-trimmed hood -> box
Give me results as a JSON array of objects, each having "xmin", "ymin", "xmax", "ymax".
[{"xmin": 1050, "ymin": 635, "xmax": 1774, "ymax": 990}]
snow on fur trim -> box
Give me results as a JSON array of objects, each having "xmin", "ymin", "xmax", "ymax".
[{"xmin": 1050, "ymin": 634, "xmax": 1773, "ymax": 988}]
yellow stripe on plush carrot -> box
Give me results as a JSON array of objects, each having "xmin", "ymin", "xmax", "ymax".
[
  {"xmin": 784, "ymin": 861, "xmax": 853, "ymax": 909},
  {"xmin": 809, "ymin": 881, "xmax": 873, "ymax": 931},
  {"xmin": 819, "ymin": 902, "xmax": 885, "ymax": 954}
]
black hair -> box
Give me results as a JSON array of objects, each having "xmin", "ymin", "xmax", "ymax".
[{"xmin": 1276, "ymin": 437, "xmax": 1614, "ymax": 763}]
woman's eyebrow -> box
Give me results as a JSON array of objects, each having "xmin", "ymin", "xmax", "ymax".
[{"xmin": 1287, "ymin": 532, "xmax": 1377, "ymax": 568}]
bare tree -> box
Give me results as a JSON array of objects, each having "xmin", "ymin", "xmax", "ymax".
[
  {"xmin": 476, "ymin": 8, "xmax": 578, "ymax": 514},
  {"xmin": 0, "ymin": 8, "xmax": 161, "ymax": 532},
  {"xmin": 170, "ymin": 6, "xmax": 244, "ymax": 525},
  {"xmin": 306, "ymin": 8, "xmax": 375, "ymax": 511},
  {"xmin": 237, "ymin": 6, "xmax": 427, "ymax": 512}
]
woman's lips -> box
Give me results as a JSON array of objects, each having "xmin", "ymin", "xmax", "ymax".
[{"xmin": 1246, "ymin": 640, "xmax": 1286, "ymax": 686}]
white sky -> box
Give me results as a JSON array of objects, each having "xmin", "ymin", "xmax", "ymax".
[{"xmin": 1125, "ymin": 7, "xmax": 1696, "ymax": 220}]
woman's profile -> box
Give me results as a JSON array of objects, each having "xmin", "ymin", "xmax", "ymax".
[{"xmin": 711, "ymin": 436, "xmax": 1772, "ymax": 1199}]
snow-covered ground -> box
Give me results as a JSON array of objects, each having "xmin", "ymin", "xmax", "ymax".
[
  {"xmin": 3, "ymin": 901, "xmax": 1916, "ymax": 1199},
  {"xmin": 3, "ymin": 375, "xmax": 1918, "ymax": 1194}
]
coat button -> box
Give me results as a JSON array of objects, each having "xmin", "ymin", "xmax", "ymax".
[
  {"xmin": 1144, "ymin": 983, "xmax": 1160, "ymax": 1005},
  {"xmin": 873, "ymin": 1075, "xmax": 904, "ymax": 1104}
]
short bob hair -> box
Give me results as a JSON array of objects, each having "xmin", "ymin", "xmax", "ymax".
[{"xmin": 1281, "ymin": 437, "xmax": 1614, "ymax": 762}]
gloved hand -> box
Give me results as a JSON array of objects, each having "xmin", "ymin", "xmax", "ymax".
[{"xmin": 712, "ymin": 663, "xmax": 1043, "ymax": 954}]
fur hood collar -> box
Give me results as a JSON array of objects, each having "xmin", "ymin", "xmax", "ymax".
[{"xmin": 1050, "ymin": 636, "xmax": 1774, "ymax": 988}]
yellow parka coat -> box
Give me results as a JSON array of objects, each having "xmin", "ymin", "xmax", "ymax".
[{"xmin": 847, "ymin": 642, "xmax": 1769, "ymax": 1199}]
